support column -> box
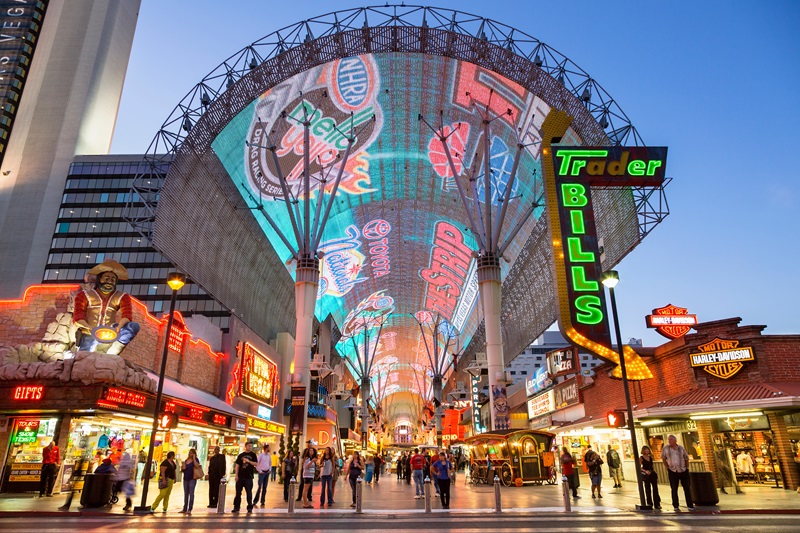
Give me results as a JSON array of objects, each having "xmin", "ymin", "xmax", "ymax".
[
  {"xmin": 478, "ymin": 253, "xmax": 508, "ymax": 430},
  {"xmin": 695, "ymin": 419, "xmax": 719, "ymax": 487},
  {"xmin": 433, "ymin": 375, "xmax": 443, "ymax": 448},
  {"xmin": 361, "ymin": 376, "xmax": 370, "ymax": 449},
  {"xmin": 768, "ymin": 412, "xmax": 798, "ymax": 490},
  {"xmin": 294, "ymin": 255, "xmax": 319, "ymax": 445}
]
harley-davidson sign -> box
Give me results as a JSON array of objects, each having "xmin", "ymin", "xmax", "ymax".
[
  {"xmin": 646, "ymin": 304, "xmax": 697, "ymax": 339},
  {"xmin": 689, "ymin": 338, "xmax": 754, "ymax": 379}
]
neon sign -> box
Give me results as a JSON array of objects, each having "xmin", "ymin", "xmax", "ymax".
[
  {"xmin": 13, "ymin": 420, "xmax": 40, "ymax": 444},
  {"xmin": 547, "ymin": 346, "xmax": 578, "ymax": 377},
  {"xmin": 240, "ymin": 343, "xmax": 279, "ymax": 407},
  {"xmin": 420, "ymin": 221, "xmax": 472, "ymax": 320},
  {"xmin": 104, "ymin": 387, "xmax": 147, "ymax": 409},
  {"xmin": 646, "ymin": 304, "xmax": 698, "ymax": 339},
  {"xmin": 554, "ymin": 146, "xmax": 667, "ymax": 187},
  {"xmin": 13, "ymin": 385, "xmax": 43, "ymax": 401},
  {"xmin": 213, "ymin": 414, "xmax": 228, "ymax": 426},
  {"xmin": 471, "ymin": 374, "xmax": 482, "ymax": 434},
  {"xmin": 690, "ymin": 338, "xmax": 755, "ymax": 379},
  {"xmin": 541, "ymin": 109, "xmax": 654, "ymax": 380}
]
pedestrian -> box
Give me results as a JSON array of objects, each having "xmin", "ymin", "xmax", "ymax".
[
  {"xmin": 137, "ymin": 447, "xmax": 147, "ymax": 484},
  {"xmin": 39, "ymin": 441, "xmax": 60, "ymax": 497},
  {"xmin": 253, "ymin": 444, "xmax": 271, "ymax": 507},
  {"xmin": 410, "ymin": 448, "xmax": 425, "ymax": 498},
  {"xmin": 640, "ymin": 446, "xmax": 661, "ymax": 509},
  {"xmin": 319, "ymin": 447, "xmax": 334, "ymax": 506},
  {"xmin": 661, "ymin": 434, "xmax": 695, "ymax": 511},
  {"xmin": 330, "ymin": 448, "xmax": 339, "ymax": 501},
  {"xmin": 207, "ymin": 446, "xmax": 226, "ymax": 508},
  {"xmin": 364, "ymin": 454, "xmax": 375, "ymax": 483},
  {"xmin": 560, "ymin": 447, "xmax": 581, "ymax": 498},
  {"xmin": 180, "ymin": 448, "xmax": 201, "ymax": 514},
  {"xmin": 113, "ymin": 451, "xmax": 135, "ymax": 511},
  {"xmin": 583, "ymin": 445, "xmax": 604, "ymax": 498},
  {"xmin": 431, "ymin": 451, "xmax": 452, "ymax": 509},
  {"xmin": 301, "ymin": 446, "xmax": 318, "ymax": 508},
  {"xmin": 373, "ymin": 454, "xmax": 382, "ymax": 483},
  {"xmin": 713, "ymin": 445, "xmax": 743, "ymax": 494},
  {"xmin": 396, "ymin": 453, "xmax": 404, "ymax": 480},
  {"xmin": 404, "ymin": 452, "xmax": 412, "ymax": 484},
  {"xmin": 296, "ymin": 442, "xmax": 317, "ymax": 503},
  {"xmin": 232, "ymin": 441, "xmax": 258, "ymax": 513},
  {"xmin": 345, "ymin": 451, "xmax": 364, "ymax": 507},
  {"xmin": 282, "ymin": 450, "xmax": 297, "ymax": 502},
  {"xmin": 447, "ymin": 451, "xmax": 457, "ymax": 485},
  {"xmin": 271, "ymin": 451, "xmax": 279, "ymax": 482},
  {"xmin": 606, "ymin": 445, "xmax": 623, "ymax": 488},
  {"xmin": 149, "ymin": 451, "xmax": 177, "ymax": 513}
]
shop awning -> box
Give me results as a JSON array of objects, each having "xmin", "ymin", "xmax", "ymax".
[
  {"xmin": 635, "ymin": 382, "xmax": 800, "ymax": 417},
  {"xmin": 144, "ymin": 371, "xmax": 241, "ymax": 418}
]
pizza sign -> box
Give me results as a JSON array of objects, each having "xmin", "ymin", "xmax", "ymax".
[{"xmin": 689, "ymin": 338, "xmax": 755, "ymax": 379}]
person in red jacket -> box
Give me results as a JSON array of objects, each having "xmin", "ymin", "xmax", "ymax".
[{"xmin": 410, "ymin": 449, "xmax": 426, "ymax": 498}]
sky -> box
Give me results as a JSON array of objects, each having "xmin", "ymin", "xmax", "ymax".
[{"xmin": 111, "ymin": 0, "xmax": 800, "ymax": 348}]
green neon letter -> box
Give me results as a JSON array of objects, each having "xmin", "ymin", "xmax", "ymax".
[
  {"xmin": 646, "ymin": 159, "xmax": 663, "ymax": 175},
  {"xmin": 575, "ymin": 295, "xmax": 604, "ymax": 325},
  {"xmin": 567, "ymin": 237, "xmax": 595, "ymax": 262},
  {"xmin": 569, "ymin": 210, "xmax": 585, "ymax": 234},
  {"xmin": 627, "ymin": 159, "xmax": 646, "ymax": 176},
  {"xmin": 571, "ymin": 266, "xmax": 599, "ymax": 291},
  {"xmin": 561, "ymin": 183, "xmax": 588, "ymax": 207},
  {"xmin": 555, "ymin": 149, "xmax": 608, "ymax": 176}
]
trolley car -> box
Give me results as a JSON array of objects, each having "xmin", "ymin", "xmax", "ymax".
[{"xmin": 466, "ymin": 429, "xmax": 557, "ymax": 486}]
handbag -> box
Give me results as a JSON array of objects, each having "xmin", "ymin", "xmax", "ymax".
[
  {"xmin": 158, "ymin": 476, "xmax": 168, "ymax": 490},
  {"xmin": 194, "ymin": 462, "xmax": 204, "ymax": 480}
]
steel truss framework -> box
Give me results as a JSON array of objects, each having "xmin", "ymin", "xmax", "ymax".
[{"xmin": 123, "ymin": 4, "xmax": 669, "ymax": 408}]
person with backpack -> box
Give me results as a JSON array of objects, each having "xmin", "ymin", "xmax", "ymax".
[
  {"xmin": 584, "ymin": 445, "xmax": 604, "ymax": 499},
  {"xmin": 606, "ymin": 445, "xmax": 623, "ymax": 488}
]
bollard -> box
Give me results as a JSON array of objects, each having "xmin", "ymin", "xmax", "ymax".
[
  {"xmin": 561, "ymin": 475, "xmax": 572, "ymax": 512},
  {"xmin": 424, "ymin": 476, "xmax": 432, "ymax": 513},
  {"xmin": 217, "ymin": 477, "xmax": 228, "ymax": 514},
  {"xmin": 355, "ymin": 476, "xmax": 363, "ymax": 514},
  {"xmin": 288, "ymin": 477, "xmax": 297, "ymax": 514},
  {"xmin": 494, "ymin": 475, "xmax": 502, "ymax": 513}
]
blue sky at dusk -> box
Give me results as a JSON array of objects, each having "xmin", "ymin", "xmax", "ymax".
[{"xmin": 111, "ymin": 1, "xmax": 800, "ymax": 348}]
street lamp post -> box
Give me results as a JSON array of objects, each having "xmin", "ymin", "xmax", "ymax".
[
  {"xmin": 601, "ymin": 270, "xmax": 651, "ymax": 511},
  {"xmin": 134, "ymin": 272, "xmax": 185, "ymax": 514}
]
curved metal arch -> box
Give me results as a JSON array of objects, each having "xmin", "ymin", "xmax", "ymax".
[{"xmin": 124, "ymin": 4, "xmax": 658, "ymax": 240}]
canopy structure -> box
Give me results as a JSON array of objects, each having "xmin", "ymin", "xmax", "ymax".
[{"xmin": 125, "ymin": 5, "xmax": 668, "ymax": 430}]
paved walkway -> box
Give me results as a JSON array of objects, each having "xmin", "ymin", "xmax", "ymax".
[{"xmin": 0, "ymin": 473, "xmax": 798, "ymax": 516}]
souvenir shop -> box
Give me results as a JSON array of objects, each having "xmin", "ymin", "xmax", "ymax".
[{"xmin": 710, "ymin": 414, "xmax": 782, "ymax": 486}]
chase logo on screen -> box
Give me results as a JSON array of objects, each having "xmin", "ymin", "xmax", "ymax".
[{"xmin": 332, "ymin": 56, "xmax": 375, "ymax": 110}]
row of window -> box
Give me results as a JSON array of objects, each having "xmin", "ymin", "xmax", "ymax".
[
  {"xmin": 65, "ymin": 178, "xmax": 138, "ymax": 190},
  {"xmin": 47, "ymin": 251, "xmax": 168, "ymax": 265},
  {"xmin": 59, "ymin": 207, "xmax": 127, "ymax": 219},
  {"xmin": 55, "ymin": 221, "xmax": 136, "ymax": 233},
  {"xmin": 43, "ymin": 266, "xmax": 174, "ymax": 281},
  {"xmin": 69, "ymin": 162, "xmax": 170, "ymax": 176},
  {"xmin": 62, "ymin": 192, "xmax": 145, "ymax": 204},
  {"xmin": 51, "ymin": 236, "xmax": 147, "ymax": 249}
]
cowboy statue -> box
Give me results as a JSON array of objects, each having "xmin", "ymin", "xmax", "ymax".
[{"xmin": 73, "ymin": 259, "xmax": 140, "ymax": 355}]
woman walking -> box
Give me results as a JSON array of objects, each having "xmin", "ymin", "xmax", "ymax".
[
  {"xmin": 345, "ymin": 451, "xmax": 364, "ymax": 507},
  {"xmin": 318, "ymin": 447, "xmax": 334, "ymax": 506},
  {"xmin": 150, "ymin": 451, "xmax": 177, "ymax": 513},
  {"xmin": 640, "ymin": 446, "xmax": 662, "ymax": 509},
  {"xmin": 254, "ymin": 444, "xmax": 271, "ymax": 507},
  {"xmin": 282, "ymin": 450, "xmax": 297, "ymax": 502},
  {"xmin": 560, "ymin": 447, "xmax": 580, "ymax": 499},
  {"xmin": 301, "ymin": 447, "xmax": 318, "ymax": 508},
  {"xmin": 179, "ymin": 449, "xmax": 201, "ymax": 513}
]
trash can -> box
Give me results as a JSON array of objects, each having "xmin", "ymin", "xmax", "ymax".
[
  {"xmin": 689, "ymin": 471, "xmax": 719, "ymax": 506},
  {"xmin": 79, "ymin": 473, "xmax": 114, "ymax": 508}
]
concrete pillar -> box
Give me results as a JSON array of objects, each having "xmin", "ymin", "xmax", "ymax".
[
  {"xmin": 478, "ymin": 253, "xmax": 507, "ymax": 430},
  {"xmin": 293, "ymin": 256, "xmax": 319, "ymax": 445},
  {"xmin": 694, "ymin": 419, "xmax": 718, "ymax": 486},
  {"xmin": 768, "ymin": 412, "xmax": 799, "ymax": 490}
]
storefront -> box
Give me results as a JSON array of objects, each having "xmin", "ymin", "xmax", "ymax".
[
  {"xmin": 0, "ymin": 380, "xmax": 246, "ymax": 493},
  {"xmin": 245, "ymin": 415, "xmax": 285, "ymax": 449}
]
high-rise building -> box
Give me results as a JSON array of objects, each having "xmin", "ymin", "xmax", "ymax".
[
  {"xmin": 0, "ymin": 0, "xmax": 140, "ymax": 298},
  {"xmin": 43, "ymin": 154, "xmax": 231, "ymax": 331}
]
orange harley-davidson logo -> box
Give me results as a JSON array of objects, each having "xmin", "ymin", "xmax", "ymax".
[
  {"xmin": 645, "ymin": 304, "xmax": 697, "ymax": 339},
  {"xmin": 689, "ymin": 338, "xmax": 754, "ymax": 379}
]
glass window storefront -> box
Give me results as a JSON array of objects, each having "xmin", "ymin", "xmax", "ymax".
[{"xmin": 2, "ymin": 417, "xmax": 60, "ymax": 493}]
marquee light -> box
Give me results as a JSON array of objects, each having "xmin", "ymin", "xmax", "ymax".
[
  {"xmin": 690, "ymin": 411, "xmax": 763, "ymax": 420},
  {"xmin": 540, "ymin": 109, "xmax": 653, "ymax": 380}
]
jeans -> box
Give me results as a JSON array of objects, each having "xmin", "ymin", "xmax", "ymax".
[
  {"xmin": 668, "ymin": 469, "xmax": 693, "ymax": 509},
  {"xmin": 271, "ymin": 467, "xmax": 278, "ymax": 482},
  {"xmin": 254, "ymin": 472, "xmax": 270, "ymax": 504},
  {"xmin": 644, "ymin": 476, "xmax": 661, "ymax": 507},
  {"xmin": 79, "ymin": 321, "xmax": 140, "ymax": 351},
  {"xmin": 320, "ymin": 474, "xmax": 333, "ymax": 504},
  {"xmin": 412, "ymin": 469, "xmax": 424, "ymax": 496},
  {"xmin": 283, "ymin": 473, "xmax": 293, "ymax": 501},
  {"xmin": 233, "ymin": 476, "xmax": 254, "ymax": 511},
  {"xmin": 182, "ymin": 477, "xmax": 196, "ymax": 511},
  {"xmin": 438, "ymin": 478, "xmax": 451, "ymax": 507},
  {"xmin": 349, "ymin": 474, "xmax": 359, "ymax": 503},
  {"xmin": 151, "ymin": 478, "xmax": 174, "ymax": 511},
  {"xmin": 39, "ymin": 463, "xmax": 57, "ymax": 496}
]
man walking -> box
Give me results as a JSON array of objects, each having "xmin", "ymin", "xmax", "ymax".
[
  {"xmin": 606, "ymin": 445, "xmax": 623, "ymax": 488},
  {"xmin": 254, "ymin": 444, "xmax": 271, "ymax": 507},
  {"xmin": 662, "ymin": 434, "xmax": 695, "ymax": 511},
  {"xmin": 410, "ymin": 448, "xmax": 425, "ymax": 498},
  {"xmin": 207, "ymin": 446, "xmax": 227, "ymax": 508},
  {"xmin": 232, "ymin": 442, "xmax": 258, "ymax": 513},
  {"xmin": 39, "ymin": 441, "xmax": 60, "ymax": 497}
]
